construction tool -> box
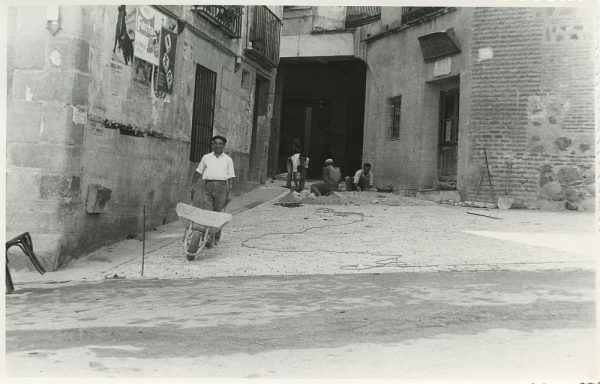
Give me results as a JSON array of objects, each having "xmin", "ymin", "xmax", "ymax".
[
  {"xmin": 474, "ymin": 150, "xmax": 496, "ymax": 203},
  {"xmin": 175, "ymin": 202, "xmax": 233, "ymax": 261},
  {"xmin": 484, "ymin": 149, "xmax": 496, "ymax": 203}
]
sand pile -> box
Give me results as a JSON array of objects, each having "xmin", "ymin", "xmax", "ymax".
[{"xmin": 301, "ymin": 192, "xmax": 352, "ymax": 206}]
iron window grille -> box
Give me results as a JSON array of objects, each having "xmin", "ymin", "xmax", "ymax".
[
  {"xmin": 192, "ymin": 5, "xmax": 243, "ymax": 37},
  {"xmin": 401, "ymin": 7, "xmax": 445, "ymax": 24},
  {"xmin": 345, "ymin": 6, "xmax": 381, "ymax": 28},
  {"xmin": 190, "ymin": 64, "xmax": 217, "ymax": 162},
  {"xmin": 248, "ymin": 6, "xmax": 281, "ymax": 67},
  {"xmin": 390, "ymin": 96, "xmax": 402, "ymax": 140}
]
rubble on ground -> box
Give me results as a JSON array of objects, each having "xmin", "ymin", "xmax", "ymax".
[{"xmin": 274, "ymin": 190, "xmax": 437, "ymax": 207}]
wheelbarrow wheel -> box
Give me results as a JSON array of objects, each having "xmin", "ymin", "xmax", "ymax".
[{"xmin": 187, "ymin": 230, "xmax": 203, "ymax": 254}]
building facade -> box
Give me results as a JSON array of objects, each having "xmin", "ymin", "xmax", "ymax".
[
  {"xmin": 7, "ymin": 5, "xmax": 282, "ymax": 269},
  {"xmin": 273, "ymin": 6, "xmax": 369, "ymax": 178},
  {"xmin": 359, "ymin": 6, "xmax": 595, "ymax": 207},
  {"xmin": 276, "ymin": 6, "xmax": 595, "ymax": 208}
]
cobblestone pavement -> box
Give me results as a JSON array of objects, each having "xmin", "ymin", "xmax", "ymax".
[
  {"xmin": 97, "ymin": 191, "xmax": 595, "ymax": 280},
  {"xmin": 10, "ymin": 186, "xmax": 596, "ymax": 286}
]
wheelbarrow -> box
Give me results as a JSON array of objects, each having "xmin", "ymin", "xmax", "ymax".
[{"xmin": 175, "ymin": 202, "xmax": 233, "ymax": 261}]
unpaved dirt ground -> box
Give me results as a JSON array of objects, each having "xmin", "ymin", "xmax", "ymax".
[
  {"xmin": 6, "ymin": 184, "xmax": 597, "ymax": 380},
  {"xmin": 6, "ymin": 270, "xmax": 596, "ymax": 379}
]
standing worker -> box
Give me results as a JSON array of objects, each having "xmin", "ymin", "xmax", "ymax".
[
  {"xmin": 190, "ymin": 135, "xmax": 235, "ymax": 248},
  {"xmin": 289, "ymin": 152, "xmax": 309, "ymax": 192},
  {"xmin": 285, "ymin": 137, "xmax": 303, "ymax": 188}
]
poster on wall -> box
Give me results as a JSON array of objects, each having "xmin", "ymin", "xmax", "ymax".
[
  {"xmin": 133, "ymin": 58, "xmax": 153, "ymax": 88},
  {"xmin": 108, "ymin": 59, "xmax": 124, "ymax": 96},
  {"xmin": 157, "ymin": 27, "xmax": 177, "ymax": 94},
  {"xmin": 134, "ymin": 5, "xmax": 172, "ymax": 66},
  {"xmin": 112, "ymin": 5, "xmax": 136, "ymax": 65}
]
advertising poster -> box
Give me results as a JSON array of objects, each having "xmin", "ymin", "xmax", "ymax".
[
  {"xmin": 112, "ymin": 5, "xmax": 136, "ymax": 65},
  {"xmin": 134, "ymin": 5, "xmax": 169, "ymax": 66},
  {"xmin": 133, "ymin": 58, "xmax": 153, "ymax": 88},
  {"xmin": 108, "ymin": 59, "xmax": 124, "ymax": 96},
  {"xmin": 157, "ymin": 27, "xmax": 177, "ymax": 94}
]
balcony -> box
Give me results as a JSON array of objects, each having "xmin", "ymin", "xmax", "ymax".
[
  {"xmin": 401, "ymin": 7, "xmax": 445, "ymax": 24},
  {"xmin": 192, "ymin": 5, "xmax": 243, "ymax": 37},
  {"xmin": 345, "ymin": 6, "xmax": 381, "ymax": 28},
  {"xmin": 247, "ymin": 6, "xmax": 281, "ymax": 67}
]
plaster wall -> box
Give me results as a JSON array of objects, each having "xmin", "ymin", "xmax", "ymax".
[
  {"xmin": 281, "ymin": 7, "xmax": 314, "ymax": 37},
  {"xmin": 280, "ymin": 33, "xmax": 355, "ymax": 58},
  {"xmin": 7, "ymin": 5, "xmax": 277, "ymax": 269},
  {"xmin": 362, "ymin": 8, "xmax": 473, "ymax": 192},
  {"xmin": 313, "ymin": 7, "xmax": 346, "ymax": 31}
]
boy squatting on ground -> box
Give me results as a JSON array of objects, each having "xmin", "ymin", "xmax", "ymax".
[{"xmin": 345, "ymin": 163, "xmax": 374, "ymax": 192}]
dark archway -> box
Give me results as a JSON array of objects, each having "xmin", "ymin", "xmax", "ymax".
[{"xmin": 275, "ymin": 59, "xmax": 367, "ymax": 179}]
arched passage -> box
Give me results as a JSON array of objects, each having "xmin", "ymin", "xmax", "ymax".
[{"xmin": 272, "ymin": 58, "xmax": 367, "ymax": 179}]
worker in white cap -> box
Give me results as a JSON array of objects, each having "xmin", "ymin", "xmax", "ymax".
[{"xmin": 310, "ymin": 158, "xmax": 342, "ymax": 196}]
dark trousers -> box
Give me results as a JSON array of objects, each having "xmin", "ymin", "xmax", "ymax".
[
  {"xmin": 295, "ymin": 165, "xmax": 306, "ymax": 192},
  {"xmin": 201, "ymin": 180, "xmax": 229, "ymax": 241},
  {"xmin": 345, "ymin": 176, "xmax": 368, "ymax": 191},
  {"xmin": 286, "ymin": 158, "xmax": 293, "ymax": 187}
]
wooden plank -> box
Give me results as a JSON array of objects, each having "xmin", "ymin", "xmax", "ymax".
[{"xmin": 176, "ymin": 203, "xmax": 233, "ymax": 229}]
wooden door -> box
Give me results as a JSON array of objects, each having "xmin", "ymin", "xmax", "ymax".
[{"xmin": 438, "ymin": 90, "xmax": 459, "ymax": 182}]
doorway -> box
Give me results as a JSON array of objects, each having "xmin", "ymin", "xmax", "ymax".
[
  {"xmin": 438, "ymin": 89, "xmax": 459, "ymax": 182},
  {"xmin": 276, "ymin": 59, "xmax": 366, "ymax": 179},
  {"xmin": 280, "ymin": 97, "xmax": 332, "ymax": 178}
]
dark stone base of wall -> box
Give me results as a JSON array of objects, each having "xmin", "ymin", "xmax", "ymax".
[{"xmin": 9, "ymin": 149, "xmax": 266, "ymax": 272}]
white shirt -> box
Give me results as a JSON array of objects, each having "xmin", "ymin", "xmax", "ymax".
[
  {"xmin": 290, "ymin": 153, "xmax": 309, "ymax": 171},
  {"xmin": 196, "ymin": 152, "xmax": 235, "ymax": 180},
  {"xmin": 354, "ymin": 169, "xmax": 373, "ymax": 185}
]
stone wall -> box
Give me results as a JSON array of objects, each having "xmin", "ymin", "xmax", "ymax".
[
  {"xmin": 469, "ymin": 7, "xmax": 595, "ymax": 208},
  {"xmin": 7, "ymin": 6, "xmax": 91, "ymax": 270}
]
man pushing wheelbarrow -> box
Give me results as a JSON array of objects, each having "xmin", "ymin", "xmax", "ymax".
[{"xmin": 180, "ymin": 135, "xmax": 235, "ymax": 260}]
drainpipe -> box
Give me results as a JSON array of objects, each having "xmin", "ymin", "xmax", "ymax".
[{"xmin": 235, "ymin": 6, "xmax": 249, "ymax": 72}]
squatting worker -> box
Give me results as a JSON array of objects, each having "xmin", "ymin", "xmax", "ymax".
[
  {"xmin": 345, "ymin": 163, "xmax": 374, "ymax": 192},
  {"xmin": 310, "ymin": 158, "xmax": 342, "ymax": 196},
  {"xmin": 190, "ymin": 135, "xmax": 235, "ymax": 245}
]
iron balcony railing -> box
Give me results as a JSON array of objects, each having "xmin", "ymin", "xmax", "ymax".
[
  {"xmin": 345, "ymin": 6, "xmax": 381, "ymax": 28},
  {"xmin": 248, "ymin": 6, "xmax": 281, "ymax": 67},
  {"xmin": 192, "ymin": 5, "xmax": 243, "ymax": 37},
  {"xmin": 401, "ymin": 7, "xmax": 445, "ymax": 24}
]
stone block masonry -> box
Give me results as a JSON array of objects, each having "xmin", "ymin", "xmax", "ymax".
[
  {"xmin": 7, "ymin": 5, "xmax": 279, "ymax": 270},
  {"xmin": 6, "ymin": 6, "xmax": 98, "ymax": 270},
  {"xmin": 11, "ymin": 71, "xmax": 90, "ymax": 106},
  {"xmin": 7, "ymin": 101, "xmax": 42, "ymax": 142}
]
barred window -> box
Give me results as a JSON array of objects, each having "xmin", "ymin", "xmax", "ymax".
[
  {"xmin": 390, "ymin": 96, "xmax": 402, "ymax": 140},
  {"xmin": 190, "ymin": 64, "xmax": 217, "ymax": 162}
]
